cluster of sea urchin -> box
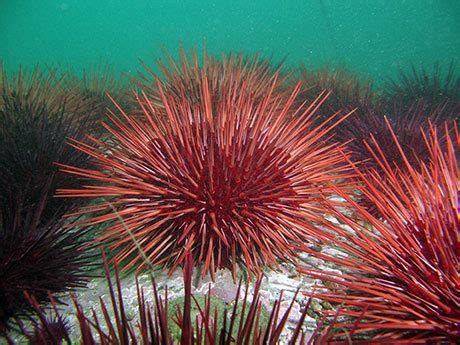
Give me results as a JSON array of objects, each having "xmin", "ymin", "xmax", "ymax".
[
  {"xmin": 295, "ymin": 65, "xmax": 454, "ymax": 218},
  {"xmin": 57, "ymin": 52, "xmax": 353, "ymax": 279}
]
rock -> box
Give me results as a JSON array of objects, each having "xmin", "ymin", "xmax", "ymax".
[{"xmin": 208, "ymin": 271, "xmax": 240, "ymax": 303}]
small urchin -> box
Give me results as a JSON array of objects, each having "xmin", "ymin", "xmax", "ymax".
[{"xmin": 58, "ymin": 63, "xmax": 352, "ymax": 279}]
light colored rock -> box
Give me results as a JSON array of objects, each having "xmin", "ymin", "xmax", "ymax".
[{"xmin": 19, "ymin": 252, "xmax": 340, "ymax": 342}]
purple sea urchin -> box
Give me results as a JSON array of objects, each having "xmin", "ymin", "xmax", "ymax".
[{"xmin": 0, "ymin": 66, "xmax": 96, "ymax": 332}]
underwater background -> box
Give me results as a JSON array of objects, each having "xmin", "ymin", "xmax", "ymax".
[
  {"xmin": 1, "ymin": 1, "xmax": 459, "ymax": 344},
  {"xmin": 1, "ymin": 0, "xmax": 460, "ymax": 79}
]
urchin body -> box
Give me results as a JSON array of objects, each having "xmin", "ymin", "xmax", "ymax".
[{"xmin": 139, "ymin": 124, "xmax": 302, "ymax": 274}]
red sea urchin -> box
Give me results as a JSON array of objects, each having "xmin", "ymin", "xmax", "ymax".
[
  {"xmin": 299, "ymin": 123, "xmax": 460, "ymax": 342},
  {"xmin": 58, "ymin": 65, "xmax": 352, "ymax": 279}
]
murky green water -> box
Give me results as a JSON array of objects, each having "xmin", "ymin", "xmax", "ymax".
[{"xmin": 1, "ymin": 0, "xmax": 459, "ymax": 80}]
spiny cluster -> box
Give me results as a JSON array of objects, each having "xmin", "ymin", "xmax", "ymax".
[
  {"xmin": 65, "ymin": 64, "xmax": 133, "ymax": 114},
  {"xmin": 134, "ymin": 48, "xmax": 292, "ymax": 110},
  {"xmin": 300, "ymin": 122, "xmax": 459, "ymax": 342},
  {"xmin": 295, "ymin": 65, "xmax": 376, "ymax": 117},
  {"xmin": 0, "ymin": 66, "xmax": 95, "ymax": 332},
  {"xmin": 58, "ymin": 53, "xmax": 353, "ymax": 278},
  {"xmin": 383, "ymin": 63, "xmax": 460, "ymax": 120}
]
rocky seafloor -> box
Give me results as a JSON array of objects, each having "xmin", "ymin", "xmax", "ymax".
[{"xmin": 10, "ymin": 246, "xmax": 345, "ymax": 344}]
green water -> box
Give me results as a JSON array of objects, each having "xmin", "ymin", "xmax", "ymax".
[{"xmin": 1, "ymin": 0, "xmax": 459, "ymax": 80}]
